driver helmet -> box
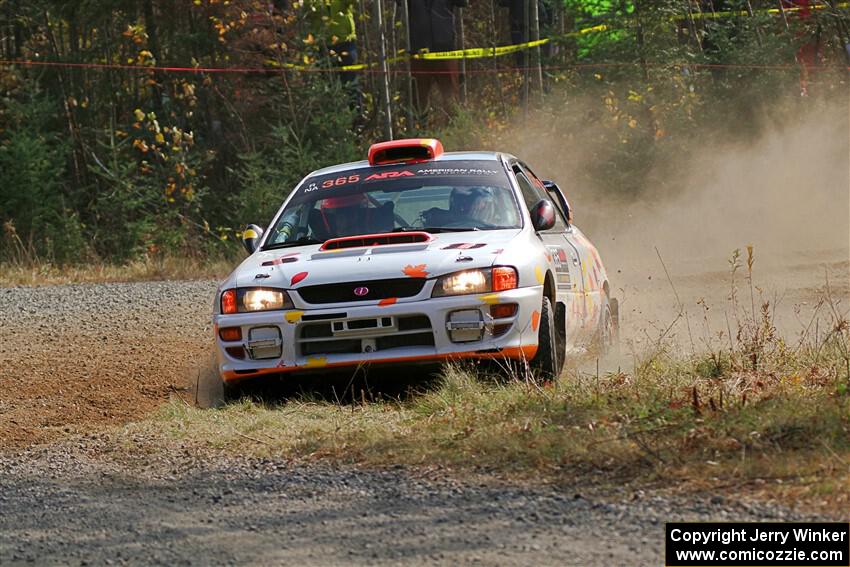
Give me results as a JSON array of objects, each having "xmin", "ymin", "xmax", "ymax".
[
  {"xmin": 320, "ymin": 193, "xmax": 369, "ymax": 237},
  {"xmin": 321, "ymin": 193, "xmax": 367, "ymax": 210},
  {"xmin": 449, "ymin": 187, "xmax": 496, "ymax": 223}
]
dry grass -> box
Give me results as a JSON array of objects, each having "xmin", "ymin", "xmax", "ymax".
[
  {"xmin": 118, "ymin": 316, "xmax": 849, "ymax": 508},
  {"xmin": 113, "ymin": 252, "xmax": 850, "ymax": 510},
  {"xmin": 0, "ymin": 256, "xmax": 235, "ymax": 287}
]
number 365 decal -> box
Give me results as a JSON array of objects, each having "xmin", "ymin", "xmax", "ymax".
[{"xmin": 321, "ymin": 174, "xmax": 360, "ymax": 189}]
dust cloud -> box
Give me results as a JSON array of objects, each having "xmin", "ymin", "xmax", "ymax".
[{"xmin": 497, "ymin": 94, "xmax": 849, "ymax": 348}]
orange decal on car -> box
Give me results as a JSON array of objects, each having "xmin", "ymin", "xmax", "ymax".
[
  {"xmin": 531, "ymin": 310, "xmax": 541, "ymax": 332},
  {"xmin": 378, "ymin": 297, "xmax": 398, "ymax": 307},
  {"xmin": 403, "ymin": 264, "xmax": 428, "ymax": 278}
]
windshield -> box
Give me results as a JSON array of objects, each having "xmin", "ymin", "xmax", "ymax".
[{"xmin": 263, "ymin": 160, "xmax": 520, "ymax": 249}]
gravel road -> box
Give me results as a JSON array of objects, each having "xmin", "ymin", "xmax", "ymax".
[
  {"xmin": 0, "ymin": 443, "xmax": 831, "ymax": 567},
  {"xmin": 0, "ymin": 281, "xmax": 215, "ymax": 448},
  {"xmin": 0, "ymin": 255, "xmax": 845, "ymax": 566}
]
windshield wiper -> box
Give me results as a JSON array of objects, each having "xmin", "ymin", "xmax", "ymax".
[
  {"xmin": 262, "ymin": 237, "xmax": 324, "ymax": 250},
  {"xmin": 392, "ymin": 226, "xmax": 479, "ymax": 234}
]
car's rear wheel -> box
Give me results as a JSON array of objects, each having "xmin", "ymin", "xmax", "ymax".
[{"xmin": 530, "ymin": 296, "xmax": 561, "ymax": 382}]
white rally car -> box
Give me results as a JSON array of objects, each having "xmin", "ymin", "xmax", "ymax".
[{"xmin": 214, "ymin": 138, "xmax": 616, "ymax": 394}]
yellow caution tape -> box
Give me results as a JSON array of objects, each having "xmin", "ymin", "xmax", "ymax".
[
  {"xmin": 672, "ymin": 1, "xmax": 848, "ymax": 20},
  {"xmin": 264, "ymin": 23, "xmax": 611, "ymax": 70},
  {"xmin": 413, "ymin": 39, "xmax": 551, "ymax": 60},
  {"xmin": 263, "ymin": 0, "xmax": 847, "ymax": 73}
]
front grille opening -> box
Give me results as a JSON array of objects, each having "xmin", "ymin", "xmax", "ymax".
[
  {"xmin": 302, "ymin": 339, "xmax": 361, "ymax": 356},
  {"xmin": 301, "ymin": 323, "xmax": 333, "ymax": 339},
  {"xmin": 376, "ymin": 332, "xmax": 434, "ymax": 350},
  {"xmin": 302, "ymin": 312, "xmax": 347, "ymax": 321},
  {"xmin": 492, "ymin": 323, "xmax": 512, "ymax": 337},
  {"xmin": 297, "ymin": 278, "xmax": 426, "ymax": 304},
  {"xmin": 348, "ymin": 319, "xmax": 379, "ymax": 330},
  {"xmin": 398, "ymin": 314, "xmax": 430, "ymax": 331},
  {"xmin": 297, "ymin": 314, "xmax": 434, "ymax": 357}
]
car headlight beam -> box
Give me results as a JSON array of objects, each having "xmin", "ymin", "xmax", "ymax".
[
  {"xmin": 221, "ymin": 287, "xmax": 293, "ymax": 314},
  {"xmin": 243, "ymin": 289, "xmax": 286, "ymax": 312},
  {"xmin": 432, "ymin": 267, "xmax": 517, "ymax": 297}
]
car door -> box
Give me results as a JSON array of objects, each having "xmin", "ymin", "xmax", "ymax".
[
  {"xmin": 512, "ymin": 162, "xmax": 585, "ymax": 346},
  {"xmin": 568, "ymin": 225, "xmax": 606, "ymax": 338},
  {"xmin": 535, "ymin": 175, "xmax": 604, "ymax": 338}
]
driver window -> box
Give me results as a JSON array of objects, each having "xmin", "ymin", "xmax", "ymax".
[
  {"xmin": 544, "ymin": 188, "xmax": 570, "ymax": 229},
  {"xmin": 513, "ymin": 165, "xmax": 566, "ymax": 231},
  {"xmin": 513, "ymin": 166, "xmax": 544, "ymax": 210}
]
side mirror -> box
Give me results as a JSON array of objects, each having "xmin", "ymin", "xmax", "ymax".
[
  {"xmin": 530, "ymin": 199, "xmax": 556, "ymax": 232},
  {"xmin": 543, "ymin": 179, "xmax": 572, "ymax": 223},
  {"xmin": 241, "ymin": 224, "xmax": 264, "ymax": 254}
]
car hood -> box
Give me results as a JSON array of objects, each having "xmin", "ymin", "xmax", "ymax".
[{"xmin": 232, "ymin": 229, "xmax": 522, "ymax": 289}]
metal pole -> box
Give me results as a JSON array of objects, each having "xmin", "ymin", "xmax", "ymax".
[
  {"xmin": 491, "ymin": 0, "xmax": 507, "ymax": 117},
  {"xmin": 523, "ymin": 0, "xmax": 529, "ymax": 117},
  {"xmin": 375, "ymin": 0, "xmax": 394, "ymax": 140},
  {"xmin": 531, "ymin": 0, "xmax": 543, "ymax": 94},
  {"xmin": 458, "ymin": 6, "xmax": 467, "ymax": 103},
  {"xmin": 402, "ymin": 0, "xmax": 414, "ymax": 129},
  {"xmin": 358, "ymin": 0, "xmax": 375, "ymax": 99}
]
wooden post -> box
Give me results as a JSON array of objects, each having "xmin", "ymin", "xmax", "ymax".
[{"xmin": 375, "ymin": 0, "xmax": 394, "ymax": 140}]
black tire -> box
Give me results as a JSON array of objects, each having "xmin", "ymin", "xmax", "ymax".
[
  {"xmin": 595, "ymin": 294, "xmax": 618, "ymax": 355},
  {"xmin": 222, "ymin": 379, "xmax": 249, "ymax": 403},
  {"xmin": 530, "ymin": 296, "xmax": 561, "ymax": 382}
]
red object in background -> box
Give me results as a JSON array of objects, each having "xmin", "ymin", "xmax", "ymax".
[
  {"xmin": 782, "ymin": 0, "xmax": 820, "ymax": 95},
  {"xmin": 781, "ymin": 0, "xmax": 811, "ymax": 18}
]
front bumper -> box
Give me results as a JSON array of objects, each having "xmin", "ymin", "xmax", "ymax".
[{"xmin": 214, "ymin": 286, "xmax": 543, "ymax": 382}]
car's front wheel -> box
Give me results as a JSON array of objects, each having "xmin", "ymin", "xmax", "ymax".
[
  {"xmin": 530, "ymin": 296, "xmax": 561, "ymax": 382},
  {"xmin": 594, "ymin": 294, "xmax": 619, "ymax": 355},
  {"xmin": 222, "ymin": 379, "xmax": 251, "ymax": 403}
]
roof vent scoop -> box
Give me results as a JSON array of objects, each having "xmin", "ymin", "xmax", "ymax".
[{"xmin": 368, "ymin": 138, "xmax": 443, "ymax": 166}]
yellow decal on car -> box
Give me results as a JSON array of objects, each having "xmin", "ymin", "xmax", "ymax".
[
  {"xmin": 285, "ymin": 311, "xmax": 304, "ymax": 324},
  {"xmin": 304, "ymin": 356, "xmax": 327, "ymax": 368},
  {"xmin": 535, "ymin": 265, "xmax": 545, "ymax": 285}
]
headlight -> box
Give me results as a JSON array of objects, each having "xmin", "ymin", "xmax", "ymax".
[
  {"xmin": 432, "ymin": 267, "xmax": 518, "ymax": 297},
  {"xmin": 220, "ymin": 288, "xmax": 293, "ymax": 314}
]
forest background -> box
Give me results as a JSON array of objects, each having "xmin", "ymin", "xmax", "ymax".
[{"xmin": 0, "ymin": 0, "xmax": 847, "ymax": 267}]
